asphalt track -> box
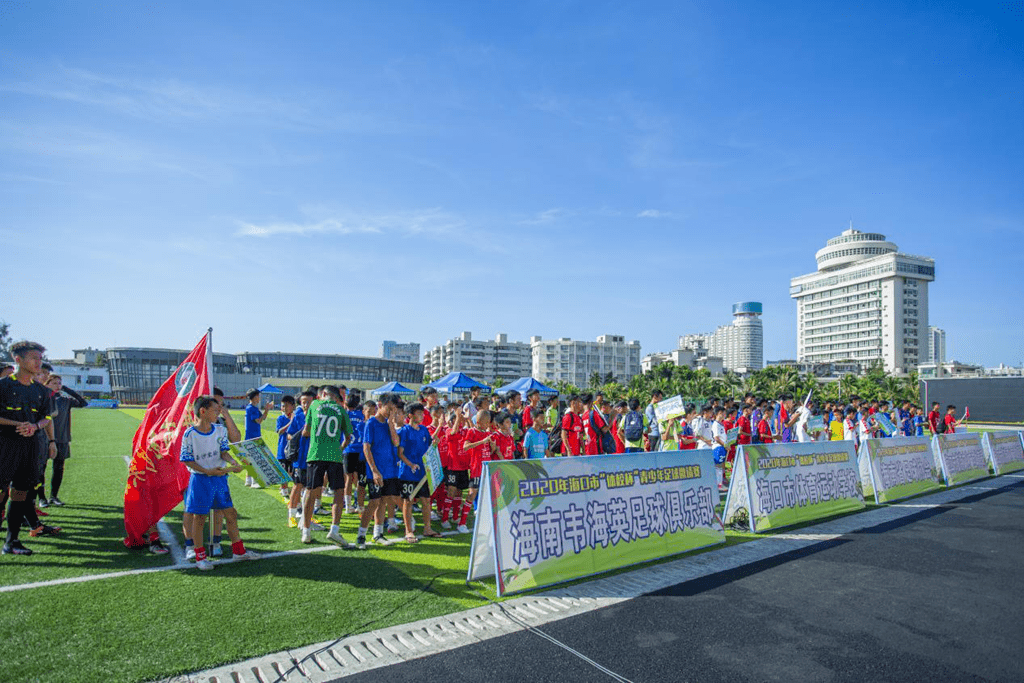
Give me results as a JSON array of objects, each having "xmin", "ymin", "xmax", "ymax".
[{"xmin": 338, "ymin": 481, "xmax": 1024, "ymax": 683}]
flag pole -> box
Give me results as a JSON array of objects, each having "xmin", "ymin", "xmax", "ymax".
[{"xmin": 205, "ymin": 327, "xmax": 214, "ymax": 556}]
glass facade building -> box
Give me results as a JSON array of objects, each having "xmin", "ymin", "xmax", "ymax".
[
  {"xmin": 236, "ymin": 352, "xmax": 422, "ymax": 383},
  {"xmin": 107, "ymin": 348, "xmax": 423, "ymax": 404}
]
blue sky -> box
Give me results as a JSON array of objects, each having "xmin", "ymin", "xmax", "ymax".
[{"xmin": 2, "ymin": 1, "xmax": 1021, "ymax": 367}]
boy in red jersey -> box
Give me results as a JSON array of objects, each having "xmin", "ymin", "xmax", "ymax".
[
  {"xmin": 441, "ymin": 410, "xmax": 469, "ymax": 530},
  {"xmin": 493, "ymin": 413, "xmax": 516, "ymax": 460},
  {"xmin": 458, "ymin": 409, "xmax": 496, "ymax": 533},
  {"xmin": 561, "ymin": 395, "xmax": 585, "ymax": 456},
  {"xmin": 425, "ymin": 405, "xmax": 448, "ymax": 522},
  {"xmin": 736, "ymin": 404, "xmax": 753, "ymax": 448},
  {"xmin": 757, "ymin": 406, "xmax": 775, "ymax": 443}
]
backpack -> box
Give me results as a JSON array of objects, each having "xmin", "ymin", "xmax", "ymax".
[
  {"xmin": 937, "ymin": 416, "xmax": 947, "ymax": 434},
  {"xmin": 623, "ymin": 410, "xmax": 644, "ymax": 442},
  {"xmin": 548, "ymin": 410, "xmax": 565, "ymax": 454}
]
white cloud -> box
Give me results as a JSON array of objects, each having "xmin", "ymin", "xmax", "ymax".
[
  {"xmin": 234, "ymin": 207, "xmax": 465, "ymax": 239},
  {"xmin": 638, "ymin": 209, "xmax": 673, "ymax": 219},
  {"xmin": 519, "ymin": 208, "xmax": 566, "ymax": 225}
]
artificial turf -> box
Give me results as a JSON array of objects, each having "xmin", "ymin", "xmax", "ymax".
[{"xmin": 0, "ymin": 409, "xmax": 1004, "ymax": 683}]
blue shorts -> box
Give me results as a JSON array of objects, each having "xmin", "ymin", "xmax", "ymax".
[
  {"xmin": 712, "ymin": 446, "xmax": 728, "ymax": 464},
  {"xmin": 184, "ymin": 474, "xmax": 234, "ymax": 515}
]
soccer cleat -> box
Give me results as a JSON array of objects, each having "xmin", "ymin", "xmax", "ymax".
[
  {"xmin": 280, "ymin": 487, "xmax": 290, "ymax": 498},
  {"xmin": 301, "ymin": 529, "xmax": 313, "ymax": 544},
  {"xmin": 30, "ymin": 524, "xmax": 61, "ymax": 537},
  {"xmin": 287, "ymin": 516, "xmax": 298, "ymax": 528},
  {"xmin": 149, "ymin": 541, "xmax": 170, "ymax": 555},
  {"xmin": 38, "ymin": 498, "xmax": 49, "ymax": 509},
  {"xmin": 310, "ymin": 522, "xmax": 325, "ymax": 532},
  {"xmin": 440, "ymin": 520, "xmax": 452, "ymax": 530},
  {"xmin": 233, "ymin": 550, "xmax": 261, "ymax": 561},
  {"xmin": 371, "ymin": 534, "xmax": 392, "ymax": 546},
  {"xmin": 430, "ymin": 511, "xmax": 440, "ymax": 522},
  {"xmin": 355, "ymin": 535, "xmax": 366, "ymax": 550},
  {"xmin": 48, "ymin": 497, "xmax": 65, "ymax": 507},
  {"xmin": 326, "ymin": 530, "xmax": 351, "ymax": 548},
  {"xmin": 312, "ymin": 504, "xmax": 325, "ymax": 515},
  {"xmin": 185, "ymin": 546, "xmax": 196, "ymax": 561},
  {"xmin": 195, "ymin": 559, "xmax": 215, "ymax": 571},
  {"xmin": 211, "ymin": 544, "xmax": 223, "ymax": 557},
  {"xmin": 386, "ymin": 522, "xmax": 399, "ymax": 534},
  {"xmin": 456, "ymin": 524, "xmax": 470, "ymax": 534},
  {"xmin": 1, "ymin": 541, "xmax": 32, "ymax": 556}
]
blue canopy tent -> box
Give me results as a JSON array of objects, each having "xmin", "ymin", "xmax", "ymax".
[
  {"xmin": 256, "ymin": 382, "xmax": 287, "ymax": 395},
  {"xmin": 425, "ymin": 372, "xmax": 491, "ymax": 395},
  {"xmin": 494, "ymin": 377, "xmax": 559, "ymax": 397},
  {"xmin": 370, "ymin": 381, "xmax": 416, "ymax": 396}
]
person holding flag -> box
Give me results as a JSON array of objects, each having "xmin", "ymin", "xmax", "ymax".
[{"xmin": 124, "ymin": 331, "xmax": 214, "ymax": 550}]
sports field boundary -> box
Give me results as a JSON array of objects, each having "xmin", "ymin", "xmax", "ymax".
[{"xmin": 166, "ymin": 473, "xmax": 1024, "ymax": 683}]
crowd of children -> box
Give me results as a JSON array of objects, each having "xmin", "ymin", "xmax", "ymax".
[
  {"xmin": 251, "ymin": 385, "xmax": 971, "ymax": 550},
  {"xmin": 0, "ymin": 341, "xmax": 971, "ymax": 562}
]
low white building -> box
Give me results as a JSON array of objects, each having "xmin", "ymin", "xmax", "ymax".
[
  {"xmin": 50, "ymin": 362, "xmax": 112, "ymax": 397},
  {"xmin": 531, "ymin": 334, "xmax": 641, "ymax": 386},
  {"xmin": 642, "ymin": 349, "xmax": 723, "ymax": 376},
  {"xmin": 424, "ymin": 332, "xmax": 532, "ymax": 384}
]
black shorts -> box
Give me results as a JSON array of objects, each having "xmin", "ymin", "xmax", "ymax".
[
  {"xmin": 291, "ymin": 467, "xmax": 307, "ymax": 486},
  {"xmin": 55, "ymin": 442, "xmax": 71, "ymax": 462},
  {"xmin": 400, "ymin": 479, "xmax": 428, "ymax": 501},
  {"xmin": 345, "ymin": 452, "xmax": 363, "ymax": 477},
  {"xmin": 445, "ymin": 468, "xmax": 470, "ymax": 491},
  {"xmin": 307, "ymin": 461, "xmax": 345, "ymax": 491},
  {"xmin": 0, "ymin": 437, "xmax": 42, "ymax": 492}
]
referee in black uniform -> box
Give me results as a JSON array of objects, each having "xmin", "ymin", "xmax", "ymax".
[{"xmin": 0, "ymin": 341, "xmax": 59, "ymax": 555}]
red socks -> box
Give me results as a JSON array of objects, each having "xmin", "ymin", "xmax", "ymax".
[
  {"xmin": 194, "ymin": 546, "xmax": 208, "ymax": 561},
  {"xmin": 442, "ymin": 494, "xmax": 461, "ymax": 523},
  {"xmin": 459, "ymin": 501, "xmax": 471, "ymax": 526},
  {"xmin": 232, "ymin": 541, "xmax": 246, "ymax": 556}
]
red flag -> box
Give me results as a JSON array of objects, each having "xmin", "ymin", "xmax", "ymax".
[{"xmin": 123, "ymin": 331, "xmax": 214, "ymax": 547}]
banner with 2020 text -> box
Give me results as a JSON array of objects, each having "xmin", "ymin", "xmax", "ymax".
[
  {"xmin": 468, "ymin": 451, "xmax": 725, "ymax": 596},
  {"xmin": 723, "ymin": 441, "xmax": 864, "ymax": 533}
]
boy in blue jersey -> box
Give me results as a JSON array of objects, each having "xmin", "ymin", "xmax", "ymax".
[
  {"xmin": 397, "ymin": 403, "xmax": 441, "ymax": 542},
  {"xmin": 286, "ymin": 391, "xmax": 317, "ymax": 528},
  {"xmin": 243, "ymin": 389, "xmax": 273, "ymax": 487},
  {"xmin": 181, "ymin": 396, "xmax": 260, "ymax": 570},
  {"xmin": 275, "ymin": 395, "xmax": 296, "ymax": 498},
  {"xmin": 523, "ymin": 411, "xmax": 551, "ymax": 459},
  {"xmin": 343, "ymin": 393, "xmax": 366, "ymax": 515},
  {"xmin": 357, "ymin": 393, "xmax": 401, "ymax": 548}
]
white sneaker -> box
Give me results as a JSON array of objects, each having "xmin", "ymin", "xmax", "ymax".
[
  {"xmin": 326, "ymin": 530, "xmax": 351, "ymax": 548},
  {"xmin": 249, "ymin": 482, "xmax": 262, "ymax": 489},
  {"xmin": 386, "ymin": 522, "xmax": 399, "ymax": 533},
  {"xmin": 440, "ymin": 521, "xmax": 452, "ymax": 530},
  {"xmin": 196, "ymin": 559, "xmax": 214, "ymax": 571},
  {"xmin": 457, "ymin": 524, "xmax": 470, "ymax": 534},
  {"xmin": 185, "ymin": 547, "xmax": 196, "ymax": 561},
  {"xmin": 430, "ymin": 511, "xmax": 440, "ymax": 521},
  {"xmin": 310, "ymin": 522, "xmax": 325, "ymax": 531},
  {"xmin": 371, "ymin": 534, "xmax": 393, "ymax": 546},
  {"xmin": 301, "ymin": 529, "xmax": 312, "ymax": 544},
  {"xmin": 233, "ymin": 550, "xmax": 261, "ymax": 561}
]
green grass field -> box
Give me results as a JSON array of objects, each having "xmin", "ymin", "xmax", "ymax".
[{"xmin": 0, "ymin": 409, "xmax": 1004, "ymax": 683}]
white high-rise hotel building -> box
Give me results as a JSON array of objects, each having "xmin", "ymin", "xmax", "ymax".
[{"xmin": 790, "ymin": 228, "xmax": 935, "ymax": 374}]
